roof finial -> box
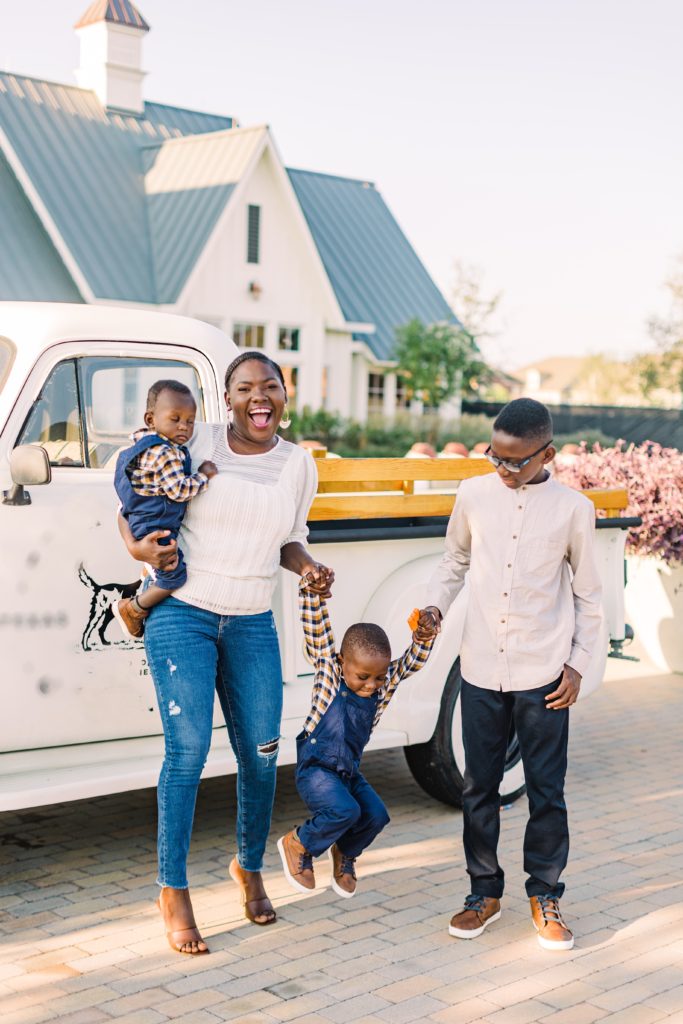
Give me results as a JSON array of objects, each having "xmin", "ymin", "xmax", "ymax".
[{"xmin": 75, "ymin": 1, "xmax": 150, "ymax": 32}]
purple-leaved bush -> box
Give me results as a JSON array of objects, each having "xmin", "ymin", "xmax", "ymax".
[{"xmin": 554, "ymin": 442, "xmax": 683, "ymax": 567}]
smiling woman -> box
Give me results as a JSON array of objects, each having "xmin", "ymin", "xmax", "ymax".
[{"xmin": 117, "ymin": 350, "xmax": 333, "ymax": 955}]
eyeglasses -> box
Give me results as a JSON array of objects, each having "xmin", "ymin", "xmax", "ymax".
[{"xmin": 484, "ymin": 440, "xmax": 553, "ymax": 474}]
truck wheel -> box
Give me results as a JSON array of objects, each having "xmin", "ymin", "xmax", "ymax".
[{"xmin": 404, "ymin": 658, "xmax": 527, "ymax": 808}]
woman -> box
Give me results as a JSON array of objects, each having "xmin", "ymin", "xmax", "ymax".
[{"xmin": 119, "ymin": 352, "xmax": 333, "ymax": 954}]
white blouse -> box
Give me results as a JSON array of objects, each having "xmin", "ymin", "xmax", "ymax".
[{"xmin": 171, "ymin": 423, "xmax": 318, "ymax": 615}]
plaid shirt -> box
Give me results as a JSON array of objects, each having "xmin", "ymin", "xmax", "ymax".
[
  {"xmin": 127, "ymin": 429, "xmax": 209, "ymax": 503},
  {"xmin": 299, "ymin": 583, "xmax": 435, "ymax": 735}
]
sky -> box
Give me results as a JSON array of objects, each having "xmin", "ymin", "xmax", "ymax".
[{"xmin": 2, "ymin": 0, "xmax": 682, "ymax": 370}]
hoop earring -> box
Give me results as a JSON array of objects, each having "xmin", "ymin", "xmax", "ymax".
[
  {"xmin": 280, "ymin": 404, "xmax": 291, "ymax": 430},
  {"xmin": 227, "ymin": 408, "xmax": 234, "ymax": 428}
]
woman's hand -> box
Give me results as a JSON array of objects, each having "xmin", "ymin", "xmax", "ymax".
[
  {"xmin": 118, "ymin": 514, "xmax": 179, "ymax": 570},
  {"xmin": 280, "ymin": 542, "xmax": 334, "ymax": 597},
  {"xmin": 301, "ymin": 562, "xmax": 335, "ymax": 598}
]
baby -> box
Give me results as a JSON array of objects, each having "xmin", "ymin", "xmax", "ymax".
[
  {"xmin": 278, "ymin": 573, "xmax": 438, "ymax": 898},
  {"xmin": 113, "ymin": 379, "xmax": 217, "ymax": 638}
]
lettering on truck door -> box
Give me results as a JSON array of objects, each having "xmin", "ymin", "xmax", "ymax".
[{"xmin": 1, "ymin": 345, "xmax": 221, "ymax": 753}]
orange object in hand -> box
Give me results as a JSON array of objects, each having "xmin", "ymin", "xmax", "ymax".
[{"xmin": 408, "ymin": 608, "xmax": 420, "ymax": 632}]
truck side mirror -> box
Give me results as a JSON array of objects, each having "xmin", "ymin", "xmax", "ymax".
[{"xmin": 3, "ymin": 444, "xmax": 52, "ymax": 506}]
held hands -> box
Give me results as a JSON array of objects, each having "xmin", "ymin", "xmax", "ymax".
[
  {"xmin": 408, "ymin": 607, "xmax": 441, "ymax": 642},
  {"xmin": 301, "ymin": 562, "xmax": 335, "ymax": 598},
  {"xmin": 134, "ymin": 530, "xmax": 179, "ymax": 570},
  {"xmin": 198, "ymin": 460, "xmax": 219, "ymax": 480},
  {"xmin": 545, "ymin": 664, "xmax": 582, "ymax": 709}
]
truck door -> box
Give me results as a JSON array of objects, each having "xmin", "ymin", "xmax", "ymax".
[{"xmin": 1, "ymin": 344, "xmax": 222, "ymax": 752}]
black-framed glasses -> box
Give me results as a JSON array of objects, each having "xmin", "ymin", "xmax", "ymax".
[{"xmin": 484, "ymin": 440, "xmax": 553, "ymax": 474}]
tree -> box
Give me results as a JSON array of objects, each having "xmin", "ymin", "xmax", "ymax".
[
  {"xmin": 394, "ymin": 319, "xmax": 487, "ymax": 408},
  {"xmin": 641, "ymin": 256, "xmax": 683, "ymax": 403},
  {"xmin": 450, "ymin": 259, "xmax": 502, "ymax": 344}
]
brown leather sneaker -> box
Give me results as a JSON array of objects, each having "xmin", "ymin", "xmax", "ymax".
[
  {"xmin": 530, "ymin": 895, "xmax": 574, "ymax": 950},
  {"xmin": 328, "ymin": 844, "xmax": 356, "ymax": 899},
  {"xmin": 449, "ymin": 894, "xmax": 501, "ymax": 938},
  {"xmin": 277, "ymin": 830, "xmax": 315, "ymax": 894},
  {"xmin": 113, "ymin": 597, "xmax": 148, "ymax": 639}
]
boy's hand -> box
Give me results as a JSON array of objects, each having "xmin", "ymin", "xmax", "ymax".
[
  {"xmin": 198, "ymin": 460, "xmax": 218, "ymax": 479},
  {"xmin": 545, "ymin": 665, "xmax": 581, "ymax": 709},
  {"xmin": 301, "ymin": 562, "xmax": 335, "ymax": 598},
  {"xmin": 409, "ymin": 607, "xmax": 440, "ymax": 641}
]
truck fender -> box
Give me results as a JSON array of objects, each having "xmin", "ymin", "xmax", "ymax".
[{"xmin": 361, "ymin": 553, "xmax": 469, "ymax": 744}]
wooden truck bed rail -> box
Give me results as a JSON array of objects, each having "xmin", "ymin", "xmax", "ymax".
[{"xmin": 309, "ymin": 456, "xmax": 628, "ymax": 522}]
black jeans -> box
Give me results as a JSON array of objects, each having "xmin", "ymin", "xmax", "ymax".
[{"xmin": 461, "ymin": 676, "xmax": 569, "ymax": 900}]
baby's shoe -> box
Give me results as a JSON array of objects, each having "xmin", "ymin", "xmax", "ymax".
[{"xmin": 113, "ymin": 597, "xmax": 148, "ymax": 639}]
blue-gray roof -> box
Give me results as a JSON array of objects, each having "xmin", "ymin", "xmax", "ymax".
[
  {"xmin": 0, "ymin": 72, "xmax": 232, "ymax": 303},
  {"xmin": 0, "ymin": 151, "xmax": 82, "ymax": 302},
  {"xmin": 0, "ymin": 72, "xmax": 455, "ymax": 361},
  {"xmin": 288, "ymin": 169, "xmax": 456, "ymax": 361}
]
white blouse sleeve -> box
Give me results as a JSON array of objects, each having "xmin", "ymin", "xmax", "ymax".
[{"xmin": 282, "ymin": 449, "xmax": 318, "ymax": 546}]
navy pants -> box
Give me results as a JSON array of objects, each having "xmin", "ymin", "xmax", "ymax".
[
  {"xmin": 461, "ymin": 676, "xmax": 569, "ymax": 900},
  {"xmin": 296, "ymin": 766, "xmax": 390, "ymax": 859}
]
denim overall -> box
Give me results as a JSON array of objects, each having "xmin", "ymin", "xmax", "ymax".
[
  {"xmin": 114, "ymin": 433, "xmax": 190, "ymax": 589},
  {"xmin": 296, "ymin": 682, "xmax": 390, "ymax": 858}
]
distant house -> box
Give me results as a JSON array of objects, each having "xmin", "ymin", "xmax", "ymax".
[
  {"xmin": 511, "ymin": 355, "xmax": 682, "ymax": 409},
  {"xmin": 511, "ymin": 357, "xmax": 591, "ymax": 405},
  {"xmin": 0, "ymin": 0, "xmax": 458, "ymax": 421}
]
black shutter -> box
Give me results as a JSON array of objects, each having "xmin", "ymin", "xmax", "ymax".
[{"xmin": 247, "ymin": 205, "xmax": 260, "ymax": 264}]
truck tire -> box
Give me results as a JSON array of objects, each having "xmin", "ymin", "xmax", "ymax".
[{"xmin": 404, "ymin": 658, "xmax": 527, "ymax": 808}]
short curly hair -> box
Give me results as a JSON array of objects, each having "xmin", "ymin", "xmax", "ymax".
[
  {"xmin": 145, "ymin": 379, "xmax": 195, "ymax": 412},
  {"xmin": 341, "ymin": 622, "xmax": 391, "ymax": 660},
  {"xmin": 493, "ymin": 398, "xmax": 552, "ymax": 442}
]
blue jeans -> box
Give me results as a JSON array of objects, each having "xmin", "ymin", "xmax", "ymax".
[
  {"xmin": 296, "ymin": 767, "xmax": 390, "ymax": 859},
  {"xmin": 144, "ymin": 598, "xmax": 283, "ymax": 887}
]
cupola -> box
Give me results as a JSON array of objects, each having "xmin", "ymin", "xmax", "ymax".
[{"xmin": 74, "ymin": 1, "xmax": 150, "ymax": 115}]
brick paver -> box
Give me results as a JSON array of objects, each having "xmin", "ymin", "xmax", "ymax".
[{"xmin": 2, "ymin": 658, "xmax": 683, "ymax": 1023}]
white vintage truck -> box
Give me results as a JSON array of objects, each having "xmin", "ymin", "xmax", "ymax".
[{"xmin": 0, "ymin": 304, "xmax": 637, "ymax": 813}]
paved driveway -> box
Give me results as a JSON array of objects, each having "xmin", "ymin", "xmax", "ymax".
[{"xmin": 2, "ymin": 658, "xmax": 683, "ymax": 1024}]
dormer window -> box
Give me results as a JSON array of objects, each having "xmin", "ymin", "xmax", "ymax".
[{"xmin": 247, "ymin": 205, "xmax": 260, "ymax": 264}]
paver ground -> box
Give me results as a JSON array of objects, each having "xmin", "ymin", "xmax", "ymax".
[{"xmin": 2, "ymin": 656, "xmax": 683, "ymax": 1023}]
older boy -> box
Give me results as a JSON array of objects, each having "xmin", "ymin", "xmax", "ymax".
[{"xmin": 426, "ymin": 398, "xmax": 602, "ymax": 950}]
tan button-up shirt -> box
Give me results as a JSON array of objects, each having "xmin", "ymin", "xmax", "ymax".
[{"xmin": 427, "ymin": 472, "xmax": 603, "ymax": 691}]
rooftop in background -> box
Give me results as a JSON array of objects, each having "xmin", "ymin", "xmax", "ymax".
[
  {"xmin": 75, "ymin": 0, "xmax": 150, "ymax": 31},
  {"xmin": 288, "ymin": 169, "xmax": 456, "ymax": 362}
]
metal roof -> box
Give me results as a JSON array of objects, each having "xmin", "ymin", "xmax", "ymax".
[
  {"xmin": 287, "ymin": 169, "xmax": 457, "ymax": 362},
  {"xmin": 0, "ymin": 73, "xmax": 232, "ymax": 303},
  {"xmin": 75, "ymin": 0, "xmax": 150, "ymax": 31},
  {"xmin": 0, "ymin": 72, "xmax": 453, "ymax": 351},
  {"xmin": 144, "ymin": 126, "xmax": 266, "ymax": 302},
  {"xmin": 0, "ymin": 152, "xmax": 82, "ymax": 302}
]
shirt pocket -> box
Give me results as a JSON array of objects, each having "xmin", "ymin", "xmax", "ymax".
[{"xmin": 521, "ymin": 537, "xmax": 567, "ymax": 574}]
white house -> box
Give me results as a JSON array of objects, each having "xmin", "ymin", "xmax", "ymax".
[{"xmin": 0, "ymin": 0, "xmax": 459, "ymax": 422}]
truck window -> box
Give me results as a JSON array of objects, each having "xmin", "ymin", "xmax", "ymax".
[
  {"xmin": 0, "ymin": 337, "xmax": 16, "ymax": 394},
  {"xmin": 81, "ymin": 358, "xmax": 204, "ymax": 468},
  {"xmin": 16, "ymin": 359, "xmax": 84, "ymax": 466},
  {"xmin": 16, "ymin": 356, "xmax": 204, "ymax": 469}
]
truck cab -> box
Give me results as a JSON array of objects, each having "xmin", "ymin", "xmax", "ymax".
[{"xmin": 0, "ymin": 304, "xmax": 632, "ymax": 812}]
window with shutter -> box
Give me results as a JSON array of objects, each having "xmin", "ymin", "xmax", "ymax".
[{"xmin": 247, "ymin": 204, "xmax": 260, "ymax": 264}]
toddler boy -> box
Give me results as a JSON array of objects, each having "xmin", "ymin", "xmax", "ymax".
[
  {"xmin": 113, "ymin": 379, "xmax": 217, "ymax": 638},
  {"xmin": 278, "ymin": 576, "xmax": 438, "ymax": 898}
]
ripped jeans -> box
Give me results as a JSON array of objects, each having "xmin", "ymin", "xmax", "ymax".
[{"xmin": 144, "ymin": 598, "xmax": 283, "ymax": 887}]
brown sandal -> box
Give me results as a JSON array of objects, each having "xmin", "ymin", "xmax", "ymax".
[
  {"xmin": 156, "ymin": 890, "xmax": 210, "ymax": 955},
  {"xmin": 229, "ymin": 856, "xmax": 277, "ymax": 926}
]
